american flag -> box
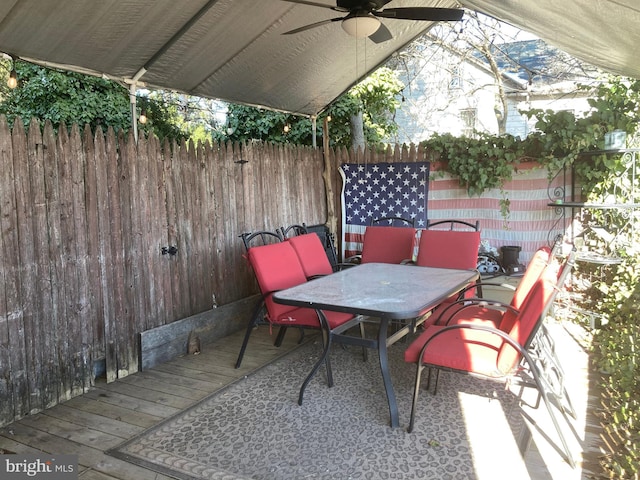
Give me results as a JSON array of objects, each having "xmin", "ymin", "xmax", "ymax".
[{"xmin": 340, "ymin": 162, "xmax": 430, "ymax": 258}]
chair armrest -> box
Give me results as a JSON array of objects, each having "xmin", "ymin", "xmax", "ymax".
[
  {"xmin": 333, "ymin": 262, "xmax": 358, "ymax": 271},
  {"xmin": 343, "ymin": 254, "xmax": 362, "ymax": 265},
  {"xmin": 307, "ymin": 274, "xmax": 327, "ymax": 280},
  {"xmin": 417, "ymin": 323, "xmax": 526, "ymax": 368},
  {"xmin": 434, "ymin": 297, "xmax": 519, "ymax": 325},
  {"xmin": 473, "ymin": 281, "xmax": 516, "ymax": 291}
]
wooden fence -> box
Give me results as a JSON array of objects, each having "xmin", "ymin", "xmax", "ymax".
[
  {"xmin": 0, "ymin": 116, "xmax": 562, "ymax": 428},
  {"xmin": 0, "ymin": 117, "xmax": 348, "ymax": 427}
]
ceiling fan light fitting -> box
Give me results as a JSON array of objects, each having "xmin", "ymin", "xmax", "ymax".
[{"xmin": 341, "ymin": 14, "xmax": 381, "ymax": 38}]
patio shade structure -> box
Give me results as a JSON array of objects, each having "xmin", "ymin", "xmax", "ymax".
[{"xmin": 0, "ymin": 0, "xmax": 638, "ymax": 118}]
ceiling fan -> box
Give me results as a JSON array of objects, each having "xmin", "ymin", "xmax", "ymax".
[{"xmin": 281, "ymin": 0, "xmax": 464, "ymax": 43}]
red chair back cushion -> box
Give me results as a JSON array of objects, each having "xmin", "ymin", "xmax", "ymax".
[
  {"xmin": 287, "ymin": 233, "xmax": 333, "ymax": 278},
  {"xmin": 511, "ymin": 246, "xmax": 550, "ymax": 309},
  {"xmin": 497, "ymin": 246, "xmax": 550, "ymax": 332},
  {"xmin": 496, "ymin": 273, "xmax": 554, "ymax": 372},
  {"xmin": 360, "ymin": 226, "xmax": 416, "ymax": 264},
  {"xmin": 247, "ymin": 242, "xmax": 307, "ymax": 320},
  {"xmin": 416, "ymin": 229, "xmax": 480, "ymax": 269}
]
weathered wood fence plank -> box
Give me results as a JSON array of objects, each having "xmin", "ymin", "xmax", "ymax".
[
  {"xmin": 0, "ymin": 116, "xmax": 19, "ymax": 423},
  {"xmin": 12, "ymin": 119, "xmax": 34, "ymax": 418},
  {"xmin": 26, "ymin": 119, "xmax": 49, "ymax": 414},
  {"xmin": 41, "ymin": 121, "xmax": 62, "ymax": 409}
]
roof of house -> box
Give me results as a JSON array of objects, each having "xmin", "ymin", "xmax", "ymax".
[{"xmin": 481, "ymin": 39, "xmax": 601, "ymax": 88}]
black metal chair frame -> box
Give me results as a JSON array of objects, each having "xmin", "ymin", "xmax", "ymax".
[
  {"xmin": 371, "ymin": 216, "xmax": 416, "ymax": 227},
  {"xmin": 426, "ymin": 219, "xmax": 480, "ymax": 231},
  {"xmin": 279, "ymin": 224, "xmax": 308, "ymax": 239},
  {"xmin": 239, "ymin": 230, "xmax": 283, "ymax": 251}
]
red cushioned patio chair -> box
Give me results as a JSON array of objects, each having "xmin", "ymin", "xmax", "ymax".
[
  {"xmin": 358, "ymin": 225, "xmax": 417, "ymax": 264},
  {"xmin": 416, "ymin": 219, "xmax": 480, "ymax": 270},
  {"xmin": 430, "ymin": 245, "xmax": 552, "ymax": 330},
  {"xmin": 345, "ymin": 216, "xmax": 417, "ymax": 265},
  {"xmin": 404, "ymin": 253, "xmax": 577, "ymax": 467},
  {"xmin": 286, "ymin": 232, "xmax": 336, "ymax": 279},
  {"xmin": 235, "ymin": 241, "xmax": 356, "ymax": 372},
  {"xmin": 414, "ymin": 220, "xmax": 481, "ymax": 317}
]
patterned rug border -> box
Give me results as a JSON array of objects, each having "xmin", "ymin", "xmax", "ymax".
[
  {"xmin": 105, "ymin": 339, "xmax": 527, "ymax": 480},
  {"xmin": 106, "ymin": 340, "xmax": 314, "ymax": 480}
]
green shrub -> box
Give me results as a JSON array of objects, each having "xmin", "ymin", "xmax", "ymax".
[{"xmin": 593, "ymin": 269, "xmax": 640, "ymax": 478}]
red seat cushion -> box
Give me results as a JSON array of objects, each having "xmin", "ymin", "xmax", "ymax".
[
  {"xmin": 287, "ymin": 233, "xmax": 334, "ymax": 278},
  {"xmin": 433, "ymin": 303, "xmax": 503, "ymax": 328},
  {"xmin": 425, "ymin": 245, "xmax": 552, "ymax": 331},
  {"xmin": 360, "ymin": 226, "xmax": 416, "ymax": 264},
  {"xmin": 497, "ymin": 275, "xmax": 554, "ymax": 372},
  {"xmin": 404, "ymin": 325, "xmax": 504, "ymax": 376},
  {"xmin": 510, "ymin": 247, "xmax": 550, "ymax": 310},
  {"xmin": 413, "ymin": 230, "xmax": 480, "ymax": 310}
]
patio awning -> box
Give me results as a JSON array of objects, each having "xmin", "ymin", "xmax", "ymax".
[{"xmin": 0, "ymin": 0, "xmax": 638, "ymax": 116}]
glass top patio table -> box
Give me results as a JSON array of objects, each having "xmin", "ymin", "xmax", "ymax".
[{"xmin": 273, "ymin": 263, "xmax": 479, "ymax": 428}]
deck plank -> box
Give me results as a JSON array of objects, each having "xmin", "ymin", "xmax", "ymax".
[
  {"xmin": 62, "ymin": 393, "xmax": 162, "ymax": 429},
  {"xmin": 37, "ymin": 404, "xmax": 143, "ymax": 439},
  {"xmin": 116, "ymin": 370, "xmax": 212, "ymax": 401},
  {"xmin": 93, "ymin": 380, "xmax": 197, "ymax": 410},
  {"xmin": 83, "ymin": 385, "xmax": 181, "ymax": 418},
  {"xmin": 17, "ymin": 413, "xmax": 124, "ymax": 450},
  {"xmin": 0, "ymin": 422, "xmax": 174, "ymax": 480}
]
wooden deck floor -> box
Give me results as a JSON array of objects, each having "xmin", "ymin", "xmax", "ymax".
[
  {"xmin": 0, "ymin": 318, "xmax": 604, "ymax": 479},
  {"xmin": 0, "ymin": 327, "xmax": 304, "ymax": 479}
]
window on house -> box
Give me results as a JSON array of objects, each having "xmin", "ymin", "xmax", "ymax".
[
  {"xmin": 449, "ymin": 65, "xmax": 462, "ymax": 89},
  {"xmin": 460, "ymin": 108, "xmax": 477, "ymax": 137}
]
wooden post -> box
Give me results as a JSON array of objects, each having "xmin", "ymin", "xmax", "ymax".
[{"xmin": 322, "ymin": 117, "xmax": 337, "ymax": 239}]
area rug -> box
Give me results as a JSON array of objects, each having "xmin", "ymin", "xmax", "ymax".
[{"xmin": 108, "ymin": 338, "xmax": 530, "ymax": 479}]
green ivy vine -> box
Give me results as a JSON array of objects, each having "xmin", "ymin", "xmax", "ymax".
[{"xmin": 420, "ymin": 76, "xmax": 640, "ymax": 204}]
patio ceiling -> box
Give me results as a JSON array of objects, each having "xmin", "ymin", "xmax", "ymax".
[{"xmin": 0, "ymin": 0, "xmax": 638, "ymax": 117}]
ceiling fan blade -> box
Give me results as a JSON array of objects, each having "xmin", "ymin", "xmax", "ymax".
[
  {"xmin": 282, "ymin": 17, "xmax": 343, "ymax": 35},
  {"xmin": 374, "ymin": 7, "xmax": 464, "ymax": 22},
  {"xmin": 369, "ymin": 22, "xmax": 393, "ymax": 43},
  {"xmin": 279, "ymin": 0, "xmax": 334, "ymax": 10}
]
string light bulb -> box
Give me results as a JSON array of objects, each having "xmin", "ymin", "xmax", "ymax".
[
  {"xmin": 283, "ymin": 124, "xmax": 290, "ymax": 134},
  {"xmin": 139, "ymin": 109, "xmax": 147, "ymax": 124},
  {"xmin": 7, "ymin": 67, "xmax": 17, "ymax": 89}
]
